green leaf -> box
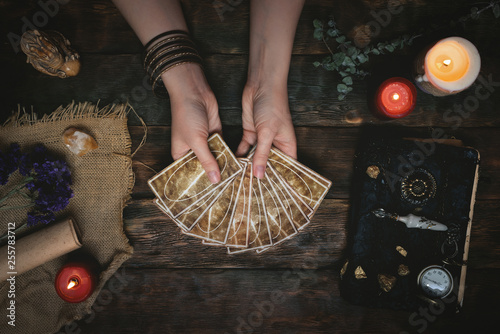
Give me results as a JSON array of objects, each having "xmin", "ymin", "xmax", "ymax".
[
  {"xmin": 338, "ymin": 93, "xmax": 346, "ymax": 101},
  {"xmin": 333, "ymin": 52, "xmax": 346, "ymax": 66},
  {"xmin": 324, "ymin": 62, "xmax": 337, "ymax": 71},
  {"xmin": 346, "ymin": 46, "xmax": 357, "ymax": 57},
  {"xmin": 470, "ymin": 7, "xmax": 479, "ymax": 19},
  {"xmin": 313, "ymin": 28, "xmax": 324, "ymax": 40},
  {"xmin": 321, "ymin": 55, "xmax": 331, "ymax": 64},
  {"xmin": 313, "ymin": 61, "xmax": 321, "ymax": 67},
  {"xmin": 494, "ymin": 4, "xmax": 500, "ymax": 18},
  {"xmin": 385, "ymin": 44, "xmax": 395, "ymax": 52},
  {"xmin": 342, "ymin": 56, "xmax": 355, "ymax": 67},
  {"xmin": 371, "ymin": 48, "xmax": 380, "ymax": 55},
  {"xmin": 335, "ymin": 35, "xmax": 346, "ymax": 43},
  {"xmin": 337, "ymin": 83, "xmax": 348, "ymax": 94},
  {"xmin": 357, "ymin": 53, "xmax": 369, "ymax": 63},
  {"xmin": 342, "ymin": 76, "xmax": 353, "ymax": 85},
  {"xmin": 328, "ymin": 19, "xmax": 335, "ymax": 28},
  {"xmin": 327, "ymin": 28, "xmax": 339, "ymax": 37},
  {"xmin": 313, "ymin": 19, "xmax": 323, "ymax": 29}
]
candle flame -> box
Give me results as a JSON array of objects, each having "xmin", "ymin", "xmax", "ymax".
[
  {"xmin": 67, "ymin": 278, "xmax": 79, "ymax": 289},
  {"xmin": 392, "ymin": 93, "xmax": 400, "ymax": 101},
  {"xmin": 443, "ymin": 59, "xmax": 452, "ymax": 66}
]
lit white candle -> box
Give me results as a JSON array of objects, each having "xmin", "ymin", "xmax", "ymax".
[{"xmin": 415, "ymin": 37, "xmax": 481, "ymax": 96}]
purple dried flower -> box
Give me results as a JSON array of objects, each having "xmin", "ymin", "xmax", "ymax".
[
  {"xmin": 1, "ymin": 143, "xmax": 73, "ymax": 227},
  {"xmin": 27, "ymin": 210, "xmax": 55, "ymax": 226}
]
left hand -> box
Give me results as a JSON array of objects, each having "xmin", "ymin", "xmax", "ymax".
[{"xmin": 236, "ymin": 82, "xmax": 297, "ymax": 178}]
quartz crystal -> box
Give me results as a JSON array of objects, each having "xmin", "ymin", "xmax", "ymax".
[{"xmin": 63, "ymin": 128, "xmax": 98, "ymax": 156}]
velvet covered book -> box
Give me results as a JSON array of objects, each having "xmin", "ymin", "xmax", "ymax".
[{"xmin": 340, "ymin": 138, "xmax": 479, "ymax": 313}]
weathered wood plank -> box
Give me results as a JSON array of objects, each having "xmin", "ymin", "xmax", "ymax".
[
  {"xmin": 129, "ymin": 126, "xmax": 500, "ymax": 201},
  {"xmin": 2, "ymin": 0, "xmax": 498, "ymax": 56},
  {"xmin": 1, "ymin": 53, "xmax": 500, "ymax": 128},
  {"xmin": 65, "ymin": 267, "xmax": 500, "ymax": 334},
  {"xmin": 122, "ymin": 198, "xmax": 500, "ymax": 269}
]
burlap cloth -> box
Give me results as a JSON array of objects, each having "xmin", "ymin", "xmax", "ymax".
[{"xmin": 0, "ymin": 102, "xmax": 134, "ymax": 333}]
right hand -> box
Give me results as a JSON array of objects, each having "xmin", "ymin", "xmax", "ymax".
[{"xmin": 162, "ymin": 63, "xmax": 222, "ymax": 184}]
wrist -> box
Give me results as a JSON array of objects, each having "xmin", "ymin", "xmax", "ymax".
[
  {"xmin": 161, "ymin": 62, "xmax": 210, "ymax": 97},
  {"xmin": 246, "ymin": 40, "xmax": 291, "ymax": 90}
]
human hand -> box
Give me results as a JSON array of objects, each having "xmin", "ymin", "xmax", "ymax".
[
  {"xmin": 162, "ymin": 63, "xmax": 222, "ymax": 184},
  {"xmin": 236, "ymin": 82, "xmax": 297, "ymax": 178}
]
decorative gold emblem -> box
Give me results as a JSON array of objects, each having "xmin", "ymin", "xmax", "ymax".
[{"xmin": 400, "ymin": 168, "xmax": 436, "ymax": 205}]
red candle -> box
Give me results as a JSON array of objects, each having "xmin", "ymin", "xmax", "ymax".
[
  {"xmin": 55, "ymin": 262, "xmax": 95, "ymax": 303},
  {"xmin": 375, "ymin": 77, "xmax": 417, "ymax": 119}
]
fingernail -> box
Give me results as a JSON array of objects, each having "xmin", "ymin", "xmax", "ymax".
[
  {"xmin": 255, "ymin": 166, "xmax": 265, "ymax": 179},
  {"xmin": 208, "ymin": 171, "xmax": 220, "ymax": 184}
]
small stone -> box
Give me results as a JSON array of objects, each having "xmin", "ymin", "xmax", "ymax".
[
  {"xmin": 354, "ymin": 265, "xmax": 367, "ymax": 279},
  {"xmin": 396, "ymin": 246, "xmax": 407, "ymax": 257},
  {"xmin": 366, "ymin": 165, "xmax": 380, "ymax": 179},
  {"xmin": 63, "ymin": 127, "xmax": 98, "ymax": 156},
  {"xmin": 378, "ymin": 274, "xmax": 397, "ymax": 292},
  {"xmin": 398, "ymin": 264, "xmax": 410, "ymax": 276}
]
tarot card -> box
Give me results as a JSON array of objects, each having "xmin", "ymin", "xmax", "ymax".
[
  {"xmin": 173, "ymin": 178, "xmax": 233, "ymax": 231},
  {"xmin": 267, "ymin": 164, "xmax": 312, "ymax": 229},
  {"xmin": 228, "ymin": 164, "xmax": 273, "ymax": 254},
  {"xmin": 184, "ymin": 160, "xmax": 248, "ymax": 243},
  {"xmin": 202, "ymin": 240, "xmax": 226, "ymax": 246},
  {"xmin": 266, "ymin": 147, "xmax": 331, "ymax": 217},
  {"xmin": 154, "ymin": 170, "xmax": 234, "ymax": 231},
  {"xmin": 225, "ymin": 160, "xmax": 253, "ymax": 248},
  {"xmin": 148, "ymin": 133, "xmax": 242, "ymax": 218},
  {"xmin": 259, "ymin": 167, "xmax": 298, "ymax": 245}
]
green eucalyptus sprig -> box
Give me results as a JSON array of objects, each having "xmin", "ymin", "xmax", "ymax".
[
  {"xmin": 468, "ymin": 1, "xmax": 500, "ymax": 20},
  {"xmin": 312, "ymin": 18, "xmax": 418, "ymax": 101}
]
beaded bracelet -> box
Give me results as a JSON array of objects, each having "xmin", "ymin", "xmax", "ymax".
[{"xmin": 143, "ymin": 30, "xmax": 203, "ymax": 97}]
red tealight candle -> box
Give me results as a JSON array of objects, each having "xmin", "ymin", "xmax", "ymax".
[
  {"xmin": 375, "ymin": 77, "xmax": 417, "ymax": 119},
  {"xmin": 55, "ymin": 262, "xmax": 95, "ymax": 303}
]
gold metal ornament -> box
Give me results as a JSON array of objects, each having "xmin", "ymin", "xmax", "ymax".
[
  {"xmin": 398, "ymin": 264, "xmax": 410, "ymax": 276},
  {"xmin": 21, "ymin": 30, "xmax": 80, "ymax": 78},
  {"xmin": 340, "ymin": 260, "xmax": 349, "ymax": 278},
  {"xmin": 378, "ymin": 274, "xmax": 396, "ymax": 292},
  {"xmin": 366, "ymin": 165, "xmax": 380, "ymax": 179},
  {"xmin": 354, "ymin": 265, "xmax": 367, "ymax": 279},
  {"xmin": 396, "ymin": 245, "xmax": 407, "ymax": 257}
]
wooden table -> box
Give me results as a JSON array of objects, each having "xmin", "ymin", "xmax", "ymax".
[{"xmin": 1, "ymin": 1, "xmax": 499, "ymax": 333}]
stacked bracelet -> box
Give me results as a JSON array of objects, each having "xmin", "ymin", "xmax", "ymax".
[{"xmin": 143, "ymin": 30, "xmax": 203, "ymax": 97}]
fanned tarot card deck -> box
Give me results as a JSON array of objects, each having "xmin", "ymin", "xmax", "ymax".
[{"xmin": 148, "ymin": 133, "xmax": 332, "ymax": 254}]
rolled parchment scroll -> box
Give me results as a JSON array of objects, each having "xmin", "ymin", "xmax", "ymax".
[{"xmin": 0, "ymin": 218, "xmax": 82, "ymax": 281}]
